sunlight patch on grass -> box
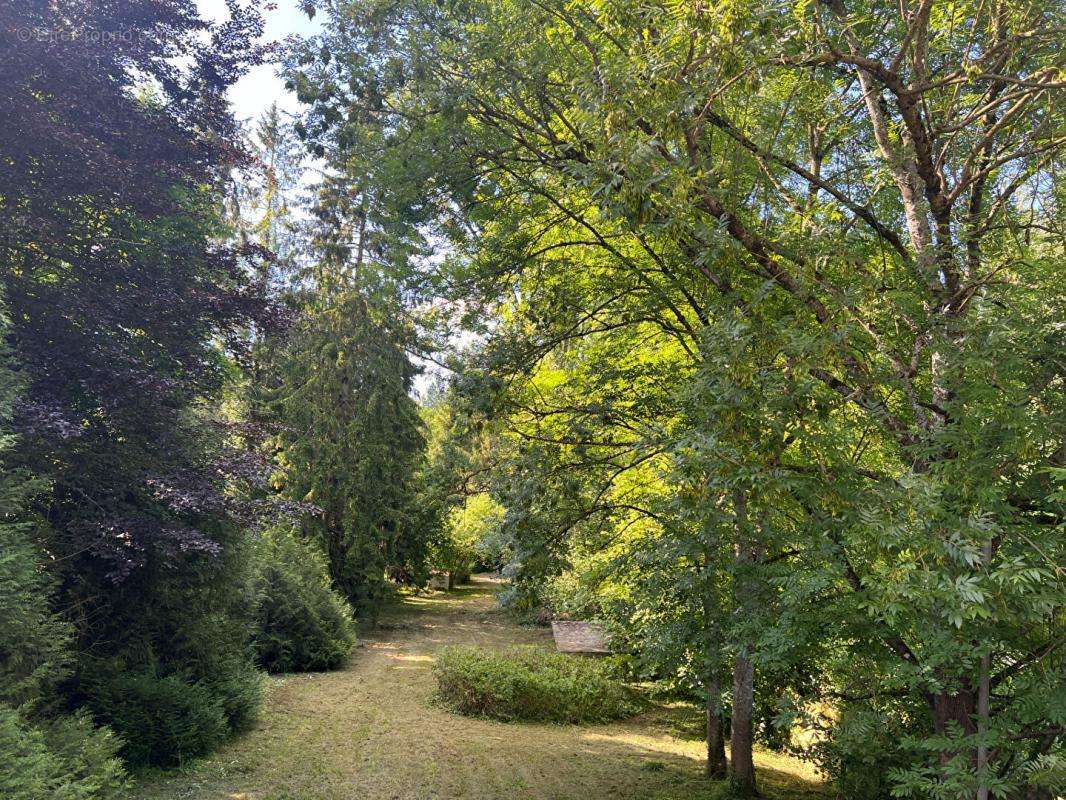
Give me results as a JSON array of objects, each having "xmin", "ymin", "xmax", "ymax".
[
  {"xmin": 131, "ymin": 576, "xmax": 828, "ymax": 800},
  {"xmin": 390, "ymin": 653, "xmax": 433, "ymax": 663},
  {"xmin": 582, "ymin": 729, "xmax": 703, "ymax": 760}
]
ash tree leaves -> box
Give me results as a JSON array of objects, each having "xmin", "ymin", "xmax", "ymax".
[{"xmin": 289, "ymin": 0, "xmax": 1065, "ymax": 796}]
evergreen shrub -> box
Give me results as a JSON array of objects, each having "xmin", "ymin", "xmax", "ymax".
[
  {"xmin": 252, "ymin": 528, "xmax": 357, "ymax": 673},
  {"xmin": 86, "ymin": 669, "xmax": 237, "ymax": 768},
  {"xmin": 0, "ymin": 704, "xmax": 126, "ymax": 800}
]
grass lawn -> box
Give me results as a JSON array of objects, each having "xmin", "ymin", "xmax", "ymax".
[{"xmin": 130, "ymin": 577, "xmax": 829, "ymax": 800}]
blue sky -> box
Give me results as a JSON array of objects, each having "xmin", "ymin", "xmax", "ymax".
[
  {"xmin": 195, "ymin": 0, "xmax": 321, "ymax": 123},
  {"xmin": 195, "ymin": 1, "xmax": 452, "ymax": 396}
]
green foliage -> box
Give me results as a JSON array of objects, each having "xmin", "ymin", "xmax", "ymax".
[
  {"xmin": 229, "ymin": 103, "xmax": 304, "ymax": 283},
  {"xmin": 85, "ymin": 669, "xmax": 239, "ymax": 769},
  {"xmin": 0, "ymin": 704, "xmax": 126, "ymax": 800},
  {"xmin": 206, "ymin": 657, "xmax": 264, "ymax": 736},
  {"xmin": 79, "ymin": 547, "xmax": 266, "ymax": 769},
  {"xmin": 0, "ymin": 518, "xmax": 129, "ymax": 796},
  {"xmin": 0, "ymin": 292, "xmax": 60, "ymax": 712},
  {"xmin": 273, "ymin": 288, "xmax": 431, "ymax": 618},
  {"xmin": 0, "ymin": 514, "xmax": 127, "ymax": 796},
  {"xmin": 67, "ymin": 525, "xmax": 265, "ymax": 769},
  {"xmin": 0, "ymin": 503, "xmax": 66, "ymax": 712},
  {"xmin": 289, "ymin": 0, "xmax": 1066, "ymax": 794},
  {"xmin": 430, "ymin": 493, "xmax": 505, "ymax": 582},
  {"xmin": 803, "ymin": 705, "xmax": 917, "ymax": 800},
  {"xmin": 433, "ymin": 646, "xmax": 638, "ymax": 724},
  {"xmin": 252, "ymin": 528, "xmax": 357, "ymax": 673}
]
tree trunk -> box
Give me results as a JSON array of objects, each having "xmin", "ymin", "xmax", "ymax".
[
  {"xmin": 932, "ymin": 689, "xmax": 977, "ymax": 739},
  {"xmin": 976, "ymin": 538, "xmax": 993, "ymax": 800},
  {"xmin": 931, "ymin": 688, "xmax": 978, "ymax": 772},
  {"xmin": 729, "ymin": 488, "xmax": 759, "ymax": 797},
  {"xmin": 975, "ymin": 656, "xmax": 990, "ymax": 800},
  {"xmin": 731, "ymin": 647, "xmax": 757, "ymax": 795},
  {"xmin": 1026, "ymin": 783, "xmax": 1054, "ymax": 800},
  {"xmin": 701, "ymin": 508, "xmax": 728, "ymax": 781},
  {"xmin": 706, "ymin": 675, "xmax": 728, "ymax": 779}
]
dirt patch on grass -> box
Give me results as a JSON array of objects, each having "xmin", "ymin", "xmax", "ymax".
[{"xmin": 130, "ymin": 577, "xmax": 828, "ymax": 800}]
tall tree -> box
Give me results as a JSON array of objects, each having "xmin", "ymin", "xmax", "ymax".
[
  {"xmin": 0, "ymin": 0, "xmax": 273, "ymax": 766},
  {"xmin": 0, "ymin": 290, "xmax": 127, "ymax": 798},
  {"xmin": 272, "ymin": 286, "xmax": 429, "ymax": 618},
  {"xmin": 230, "ymin": 102, "xmax": 305, "ymax": 284},
  {"xmin": 290, "ymin": 0, "xmax": 1065, "ymax": 796}
]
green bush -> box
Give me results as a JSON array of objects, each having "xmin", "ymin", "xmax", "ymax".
[
  {"xmin": 86, "ymin": 669, "xmax": 230, "ymax": 768},
  {"xmin": 433, "ymin": 645, "xmax": 638, "ymax": 723},
  {"xmin": 0, "ymin": 402, "xmax": 127, "ymax": 797},
  {"xmin": 0, "ymin": 519, "xmax": 69, "ymax": 711},
  {"xmin": 252, "ymin": 528, "xmax": 357, "ymax": 673},
  {"xmin": 206, "ymin": 656, "xmax": 263, "ymax": 734},
  {"xmin": 0, "ymin": 703, "xmax": 126, "ymax": 799},
  {"xmin": 806, "ymin": 704, "xmax": 918, "ymax": 800}
]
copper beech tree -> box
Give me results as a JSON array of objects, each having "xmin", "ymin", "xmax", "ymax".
[{"xmin": 0, "ymin": 0, "xmax": 280, "ymax": 771}]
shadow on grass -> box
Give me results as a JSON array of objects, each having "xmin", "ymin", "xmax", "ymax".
[
  {"xmin": 130, "ymin": 575, "xmax": 830, "ymax": 800},
  {"xmin": 239, "ymin": 716, "xmax": 830, "ymax": 800}
]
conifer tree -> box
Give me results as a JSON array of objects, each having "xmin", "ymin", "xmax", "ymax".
[{"xmin": 273, "ymin": 287, "xmax": 429, "ymax": 619}]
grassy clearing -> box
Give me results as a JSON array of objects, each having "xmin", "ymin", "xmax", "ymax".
[{"xmin": 129, "ymin": 577, "xmax": 829, "ymax": 800}]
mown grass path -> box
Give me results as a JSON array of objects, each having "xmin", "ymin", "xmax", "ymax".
[{"xmin": 132, "ymin": 577, "xmax": 828, "ymax": 800}]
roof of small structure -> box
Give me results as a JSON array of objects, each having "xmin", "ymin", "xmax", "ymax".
[{"xmin": 550, "ymin": 620, "xmax": 611, "ymax": 654}]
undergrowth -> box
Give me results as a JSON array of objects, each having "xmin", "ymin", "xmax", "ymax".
[{"xmin": 433, "ymin": 645, "xmax": 639, "ymax": 724}]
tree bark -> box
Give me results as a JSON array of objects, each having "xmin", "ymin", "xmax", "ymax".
[
  {"xmin": 700, "ymin": 505, "xmax": 729, "ymax": 781},
  {"xmin": 706, "ymin": 674, "xmax": 728, "ymax": 779},
  {"xmin": 731, "ymin": 647, "xmax": 757, "ymax": 795},
  {"xmin": 730, "ymin": 488, "xmax": 759, "ymax": 796},
  {"xmin": 931, "ymin": 687, "xmax": 978, "ymax": 772}
]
